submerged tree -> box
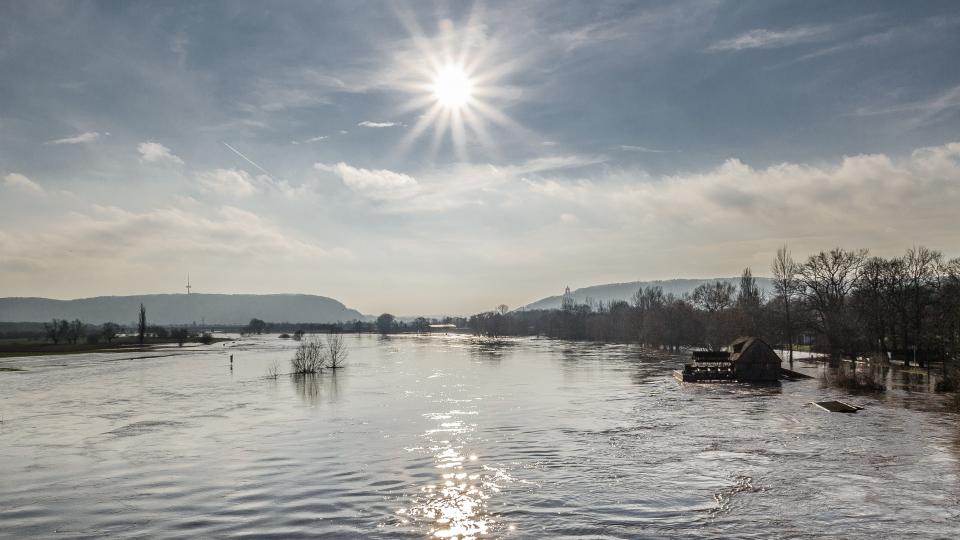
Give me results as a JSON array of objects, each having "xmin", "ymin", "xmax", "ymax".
[{"xmin": 325, "ymin": 333, "xmax": 349, "ymax": 369}]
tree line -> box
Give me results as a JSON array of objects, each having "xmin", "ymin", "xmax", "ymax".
[{"xmin": 467, "ymin": 246, "xmax": 960, "ymax": 371}]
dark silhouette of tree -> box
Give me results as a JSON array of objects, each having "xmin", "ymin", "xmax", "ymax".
[
  {"xmin": 245, "ymin": 318, "xmax": 268, "ymax": 334},
  {"xmin": 101, "ymin": 322, "xmax": 119, "ymax": 343},
  {"xmin": 376, "ymin": 313, "xmax": 395, "ymax": 335},
  {"xmin": 798, "ymin": 248, "xmax": 867, "ymax": 360},
  {"xmin": 772, "ymin": 245, "xmax": 801, "ymax": 365},
  {"xmin": 171, "ymin": 328, "xmax": 189, "ymax": 347},
  {"xmin": 44, "ymin": 319, "xmax": 69, "ymax": 344},
  {"xmin": 137, "ymin": 304, "xmax": 147, "ymax": 345}
]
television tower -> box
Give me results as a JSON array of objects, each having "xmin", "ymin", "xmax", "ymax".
[{"xmin": 186, "ymin": 274, "xmax": 192, "ymax": 295}]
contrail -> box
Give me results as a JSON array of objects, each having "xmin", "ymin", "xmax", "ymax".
[{"xmin": 221, "ymin": 141, "xmax": 276, "ymax": 181}]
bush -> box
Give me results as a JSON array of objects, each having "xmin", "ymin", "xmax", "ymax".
[
  {"xmin": 821, "ymin": 365, "xmax": 886, "ymax": 393},
  {"xmin": 86, "ymin": 333, "xmax": 101, "ymax": 345},
  {"xmin": 266, "ymin": 361, "xmax": 281, "ymax": 379},
  {"xmin": 279, "ymin": 333, "xmax": 291, "ymax": 339},
  {"xmin": 200, "ymin": 332, "xmax": 214, "ymax": 345},
  {"xmin": 325, "ymin": 333, "xmax": 348, "ymax": 369},
  {"xmin": 291, "ymin": 335, "xmax": 325, "ymax": 374}
]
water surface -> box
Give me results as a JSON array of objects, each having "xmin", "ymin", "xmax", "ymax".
[{"xmin": 1, "ymin": 334, "xmax": 958, "ymax": 538}]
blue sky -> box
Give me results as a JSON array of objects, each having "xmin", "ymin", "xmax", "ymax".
[{"xmin": 2, "ymin": 0, "xmax": 959, "ymax": 314}]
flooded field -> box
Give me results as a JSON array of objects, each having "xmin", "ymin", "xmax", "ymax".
[{"xmin": 1, "ymin": 334, "xmax": 958, "ymax": 539}]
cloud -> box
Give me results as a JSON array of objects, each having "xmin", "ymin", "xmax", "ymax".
[
  {"xmin": 0, "ymin": 204, "xmax": 350, "ymax": 277},
  {"xmin": 523, "ymin": 141, "xmax": 960, "ymax": 261},
  {"xmin": 358, "ymin": 121, "xmax": 403, "ymax": 128},
  {"xmin": 197, "ymin": 168, "xmax": 257, "ymax": 197},
  {"xmin": 137, "ymin": 142, "xmax": 184, "ymax": 164},
  {"xmin": 855, "ymin": 83, "xmax": 960, "ymax": 126},
  {"xmin": 315, "ymin": 154, "xmax": 605, "ymax": 212},
  {"xmin": 47, "ymin": 131, "xmax": 102, "ymax": 145},
  {"xmin": 315, "ymin": 162, "xmax": 418, "ymax": 200},
  {"xmin": 620, "ymin": 145, "xmax": 666, "ymax": 153},
  {"xmin": 709, "ymin": 25, "xmax": 831, "ymax": 51},
  {"xmin": 3, "ymin": 173, "xmax": 43, "ymax": 193},
  {"xmin": 291, "ymin": 135, "xmax": 328, "ymax": 145}
]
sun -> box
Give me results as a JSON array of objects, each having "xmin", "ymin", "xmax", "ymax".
[
  {"xmin": 433, "ymin": 64, "xmax": 473, "ymax": 109},
  {"xmin": 391, "ymin": 10, "xmax": 527, "ymax": 161}
]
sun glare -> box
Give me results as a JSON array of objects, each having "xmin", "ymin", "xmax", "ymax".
[
  {"xmin": 392, "ymin": 10, "xmax": 527, "ymax": 161},
  {"xmin": 433, "ymin": 64, "xmax": 473, "ymax": 109}
]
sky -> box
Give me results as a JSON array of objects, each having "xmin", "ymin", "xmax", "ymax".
[{"xmin": 1, "ymin": 0, "xmax": 959, "ymax": 315}]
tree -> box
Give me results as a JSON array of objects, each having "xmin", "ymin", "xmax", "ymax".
[
  {"xmin": 772, "ymin": 245, "xmax": 801, "ymax": 365},
  {"xmin": 66, "ymin": 319, "xmax": 85, "ymax": 345},
  {"xmin": 44, "ymin": 319, "xmax": 68, "ymax": 344},
  {"xmin": 137, "ymin": 304, "xmax": 147, "ymax": 345},
  {"xmin": 171, "ymin": 328, "xmax": 190, "ymax": 347},
  {"xmin": 246, "ymin": 318, "xmax": 268, "ymax": 334},
  {"xmin": 101, "ymin": 322, "xmax": 119, "ymax": 343},
  {"xmin": 903, "ymin": 246, "xmax": 942, "ymax": 366},
  {"xmin": 692, "ymin": 281, "xmax": 736, "ymax": 349},
  {"xmin": 798, "ymin": 248, "xmax": 867, "ymax": 360},
  {"xmin": 376, "ymin": 313, "xmax": 395, "ymax": 335},
  {"xmin": 325, "ymin": 333, "xmax": 348, "ymax": 369},
  {"xmin": 736, "ymin": 268, "xmax": 763, "ymax": 336},
  {"xmin": 413, "ymin": 317, "xmax": 429, "ymax": 333}
]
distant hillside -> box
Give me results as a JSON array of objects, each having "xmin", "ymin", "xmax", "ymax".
[
  {"xmin": 521, "ymin": 277, "xmax": 774, "ymax": 311},
  {"xmin": 0, "ymin": 294, "xmax": 366, "ymax": 325}
]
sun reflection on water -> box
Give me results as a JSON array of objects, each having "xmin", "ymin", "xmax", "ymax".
[{"xmin": 401, "ymin": 407, "xmax": 512, "ymax": 539}]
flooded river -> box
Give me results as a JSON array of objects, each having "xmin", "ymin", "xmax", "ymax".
[{"xmin": 1, "ymin": 334, "xmax": 958, "ymax": 538}]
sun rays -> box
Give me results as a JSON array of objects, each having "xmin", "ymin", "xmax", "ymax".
[{"xmin": 390, "ymin": 6, "xmax": 528, "ymax": 162}]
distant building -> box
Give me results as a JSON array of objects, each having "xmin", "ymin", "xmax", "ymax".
[
  {"xmin": 561, "ymin": 286, "xmax": 575, "ymax": 311},
  {"xmin": 428, "ymin": 323, "xmax": 458, "ymax": 332}
]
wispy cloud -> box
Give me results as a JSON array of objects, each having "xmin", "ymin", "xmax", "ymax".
[
  {"xmin": 137, "ymin": 142, "xmax": 184, "ymax": 165},
  {"xmin": 197, "ymin": 168, "xmax": 257, "ymax": 197},
  {"xmin": 709, "ymin": 25, "xmax": 832, "ymax": 51},
  {"xmin": 358, "ymin": 121, "xmax": 403, "ymax": 128},
  {"xmin": 291, "ymin": 135, "xmax": 328, "ymax": 145},
  {"xmin": 855, "ymin": 84, "xmax": 960, "ymax": 126},
  {"xmin": 316, "ymin": 162, "xmax": 419, "ymax": 200},
  {"xmin": 620, "ymin": 145, "xmax": 666, "ymax": 153},
  {"xmin": 47, "ymin": 131, "xmax": 103, "ymax": 145},
  {"xmin": 3, "ymin": 173, "xmax": 43, "ymax": 193}
]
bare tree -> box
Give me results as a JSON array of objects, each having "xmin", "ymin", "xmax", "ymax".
[
  {"xmin": 101, "ymin": 322, "xmax": 119, "ymax": 343},
  {"xmin": 692, "ymin": 281, "xmax": 735, "ymax": 349},
  {"xmin": 325, "ymin": 333, "xmax": 349, "ymax": 369},
  {"xmin": 66, "ymin": 319, "xmax": 84, "ymax": 345},
  {"xmin": 798, "ymin": 248, "xmax": 868, "ymax": 360},
  {"xmin": 137, "ymin": 304, "xmax": 147, "ymax": 345},
  {"xmin": 772, "ymin": 245, "xmax": 801, "ymax": 365},
  {"xmin": 903, "ymin": 246, "xmax": 942, "ymax": 367},
  {"xmin": 291, "ymin": 335, "xmax": 325, "ymax": 374},
  {"xmin": 44, "ymin": 319, "xmax": 68, "ymax": 344}
]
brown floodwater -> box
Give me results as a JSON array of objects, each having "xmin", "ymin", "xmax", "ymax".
[{"xmin": 1, "ymin": 334, "xmax": 958, "ymax": 539}]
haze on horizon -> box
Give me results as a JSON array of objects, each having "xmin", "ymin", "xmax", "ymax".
[{"xmin": 1, "ymin": 0, "xmax": 959, "ymax": 315}]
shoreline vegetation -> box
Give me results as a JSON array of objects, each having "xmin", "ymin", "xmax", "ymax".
[{"xmin": 2, "ymin": 245, "xmax": 958, "ymax": 396}]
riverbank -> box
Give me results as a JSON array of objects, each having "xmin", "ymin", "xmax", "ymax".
[{"xmin": 0, "ymin": 336, "xmax": 230, "ymax": 358}]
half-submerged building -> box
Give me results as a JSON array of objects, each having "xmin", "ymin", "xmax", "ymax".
[{"xmin": 675, "ymin": 337, "xmax": 783, "ymax": 383}]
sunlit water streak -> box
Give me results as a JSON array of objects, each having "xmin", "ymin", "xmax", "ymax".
[{"xmin": 1, "ymin": 334, "xmax": 958, "ymax": 538}]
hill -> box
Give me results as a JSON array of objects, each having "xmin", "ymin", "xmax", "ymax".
[
  {"xmin": 0, "ymin": 294, "xmax": 366, "ymax": 325},
  {"xmin": 521, "ymin": 277, "xmax": 774, "ymax": 311}
]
